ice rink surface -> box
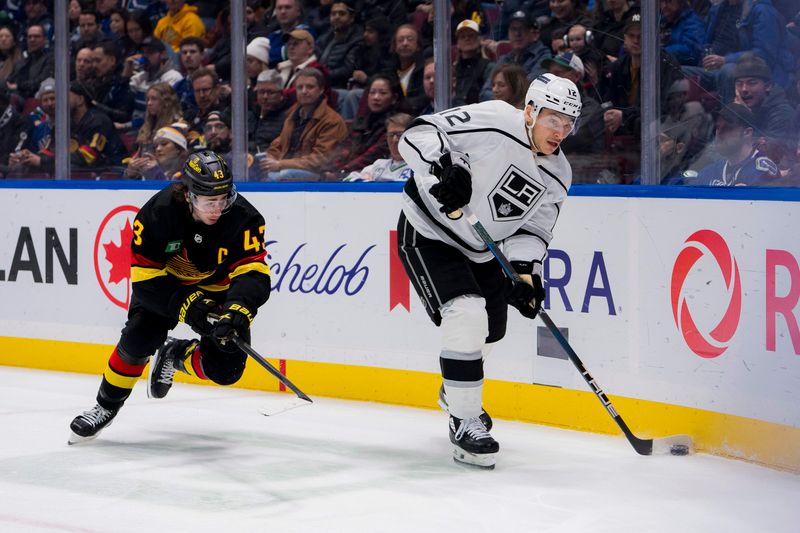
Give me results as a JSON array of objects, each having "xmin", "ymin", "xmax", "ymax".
[{"xmin": 0, "ymin": 367, "xmax": 797, "ymax": 533}]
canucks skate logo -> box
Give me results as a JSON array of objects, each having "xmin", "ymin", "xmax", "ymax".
[{"xmin": 489, "ymin": 165, "xmax": 545, "ymax": 221}]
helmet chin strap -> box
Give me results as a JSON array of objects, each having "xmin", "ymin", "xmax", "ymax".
[{"xmin": 526, "ymin": 104, "xmax": 542, "ymax": 153}]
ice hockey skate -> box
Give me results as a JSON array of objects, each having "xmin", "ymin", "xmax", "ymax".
[
  {"xmin": 449, "ymin": 415, "xmax": 499, "ymax": 469},
  {"xmin": 68, "ymin": 404, "xmax": 119, "ymax": 444},
  {"xmin": 148, "ymin": 337, "xmax": 198, "ymax": 399},
  {"xmin": 438, "ymin": 385, "xmax": 493, "ymax": 431}
]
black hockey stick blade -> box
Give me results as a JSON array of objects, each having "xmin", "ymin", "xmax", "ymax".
[{"xmin": 231, "ymin": 336, "xmax": 313, "ymax": 404}]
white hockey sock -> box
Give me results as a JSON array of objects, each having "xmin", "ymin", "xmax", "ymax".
[{"xmin": 443, "ymin": 379, "xmax": 483, "ymax": 420}]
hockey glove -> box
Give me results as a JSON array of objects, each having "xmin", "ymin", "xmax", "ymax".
[
  {"xmin": 212, "ymin": 303, "xmax": 254, "ymax": 351},
  {"xmin": 505, "ymin": 262, "xmax": 545, "ymax": 320},
  {"xmin": 178, "ymin": 290, "xmax": 219, "ymax": 336},
  {"xmin": 429, "ymin": 151, "xmax": 472, "ymax": 215}
]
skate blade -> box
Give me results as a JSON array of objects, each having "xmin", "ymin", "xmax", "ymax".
[
  {"xmin": 452, "ymin": 445, "xmax": 497, "ymax": 469},
  {"xmin": 67, "ymin": 431, "xmax": 99, "ymax": 445}
]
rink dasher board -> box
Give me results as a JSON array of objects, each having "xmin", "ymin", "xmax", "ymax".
[{"xmin": 0, "ymin": 184, "xmax": 797, "ymax": 471}]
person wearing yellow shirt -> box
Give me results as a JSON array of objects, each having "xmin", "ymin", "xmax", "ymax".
[{"xmin": 154, "ymin": 0, "xmax": 205, "ymax": 53}]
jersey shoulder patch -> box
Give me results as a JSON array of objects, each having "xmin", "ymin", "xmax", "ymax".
[{"xmin": 755, "ymin": 156, "xmax": 778, "ymax": 176}]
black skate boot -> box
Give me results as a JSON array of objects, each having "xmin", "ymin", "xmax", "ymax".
[
  {"xmin": 148, "ymin": 337, "xmax": 198, "ymax": 399},
  {"xmin": 68, "ymin": 404, "xmax": 119, "ymax": 444},
  {"xmin": 438, "ymin": 384, "xmax": 493, "ymax": 431},
  {"xmin": 449, "ymin": 415, "xmax": 499, "ymax": 468}
]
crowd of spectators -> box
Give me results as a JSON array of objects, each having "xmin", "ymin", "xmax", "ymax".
[{"xmin": 0, "ymin": 0, "xmax": 797, "ymax": 186}]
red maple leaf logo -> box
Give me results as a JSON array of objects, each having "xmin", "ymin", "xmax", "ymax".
[{"xmin": 103, "ymin": 218, "xmax": 133, "ymax": 284}]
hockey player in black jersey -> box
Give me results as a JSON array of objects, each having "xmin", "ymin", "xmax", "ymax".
[
  {"xmin": 397, "ymin": 73, "xmax": 582, "ymax": 468},
  {"xmin": 69, "ymin": 150, "xmax": 272, "ymax": 444}
]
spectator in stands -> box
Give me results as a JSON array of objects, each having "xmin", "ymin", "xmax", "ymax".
[
  {"xmin": 592, "ymin": 0, "xmax": 638, "ymax": 62},
  {"xmin": 688, "ymin": 103, "xmax": 780, "ymax": 186},
  {"xmin": 205, "ymin": 8, "xmax": 233, "ymax": 82},
  {"xmin": 135, "ymin": 82, "xmax": 184, "ymax": 152},
  {"xmin": 732, "ymin": 53, "xmax": 796, "ymax": 167},
  {"xmin": 19, "ymin": 0, "xmax": 53, "ymax": 50},
  {"xmin": 69, "ymin": 0, "xmax": 82, "ymax": 46},
  {"xmin": 544, "ymin": 51, "xmax": 605, "ymax": 154},
  {"xmin": 74, "ymin": 9, "xmax": 102, "ymax": 54},
  {"xmin": 246, "ymin": 0, "xmax": 270, "ymax": 42},
  {"xmin": 172, "ymin": 36, "xmax": 206, "ymax": 113},
  {"xmin": 360, "ymin": 0, "xmax": 408, "ymax": 29},
  {"xmin": 479, "ymin": 11, "xmax": 551, "ymax": 101},
  {"xmin": 489, "ymin": 63, "xmax": 528, "ymax": 109},
  {"xmin": 539, "ymin": 0, "xmax": 592, "ymax": 52},
  {"xmin": 247, "ymin": 69, "xmax": 290, "ymax": 154},
  {"xmin": 91, "ymin": 39, "xmax": 135, "ymax": 128},
  {"xmin": 26, "ymin": 77, "xmax": 55, "ymax": 156},
  {"xmin": 656, "ymin": 121, "xmax": 693, "ymax": 184},
  {"xmin": 184, "ymin": 67, "xmax": 228, "ymax": 136},
  {"xmin": 124, "ymin": 123, "xmax": 189, "ymax": 180},
  {"xmin": 491, "ymin": 0, "xmax": 551, "ymax": 41},
  {"xmin": 392, "ymin": 24, "xmax": 428, "ymax": 115},
  {"xmin": 75, "ymin": 47, "xmax": 96, "ymax": 84},
  {"xmin": 154, "ymin": 0, "xmax": 205, "ymax": 53},
  {"xmin": 276, "ymin": 29, "xmax": 332, "ymax": 104},
  {"xmin": 662, "ymin": 78, "xmax": 714, "ymax": 167},
  {"xmin": 420, "ymin": 59, "xmax": 435, "ymax": 115},
  {"xmin": 260, "ymin": 67, "xmax": 348, "ymax": 181},
  {"xmin": 315, "ymin": 1, "xmax": 362, "ymax": 90},
  {"xmin": 267, "ymin": 0, "xmax": 307, "ymax": 68},
  {"xmin": 563, "ymin": 23, "xmax": 606, "ymax": 90},
  {"xmin": 660, "ymin": 0, "xmax": 705, "ymax": 66},
  {"xmin": 107, "ymin": 7, "xmax": 129, "ymax": 42},
  {"xmin": 306, "ymin": 0, "xmax": 333, "ymax": 39},
  {"xmin": 202, "ymin": 109, "xmax": 233, "ymax": 157},
  {"xmin": 96, "ymin": 0, "xmax": 118, "ymax": 37},
  {"xmin": 7, "ymin": 24, "xmax": 54, "ymax": 99},
  {"xmin": 603, "ymin": 14, "xmax": 683, "ymax": 137},
  {"xmin": 0, "ymin": 27, "xmax": 23, "ymax": 87},
  {"xmin": 322, "ymin": 73, "xmax": 402, "ymax": 180},
  {"xmin": 246, "ymin": 36, "xmax": 271, "ymax": 103},
  {"xmin": 0, "ymin": 86, "xmax": 30, "ymax": 178},
  {"xmin": 344, "ymin": 112, "xmax": 415, "ymax": 182},
  {"xmin": 125, "ymin": 36, "xmax": 182, "ymax": 131},
  {"xmin": 68, "ymin": 81, "xmax": 126, "ymax": 171},
  {"xmin": 125, "ymin": 10, "xmax": 153, "ymax": 57},
  {"xmin": 453, "ymin": 19, "xmax": 494, "ymax": 107},
  {"xmin": 692, "ymin": 0, "xmax": 796, "ymax": 103},
  {"xmin": 338, "ymin": 14, "xmax": 393, "ymax": 119}
]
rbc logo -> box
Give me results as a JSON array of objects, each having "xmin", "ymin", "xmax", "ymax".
[{"xmin": 671, "ymin": 230, "xmax": 742, "ymax": 358}]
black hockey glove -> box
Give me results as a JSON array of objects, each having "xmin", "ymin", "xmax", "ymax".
[
  {"xmin": 505, "ymin": 262, "xmax": 545, "ymax": 320},
  {"xmin": 429, "ymin": 151, "xmax": 472, "ymax": 215},
  {"xmin": 178, "ymin": 291, "xmax": 219, "ymax": 336},
  {"xmin": 212, "ymin": 303, "xmax": 254, "ymax": 352}
]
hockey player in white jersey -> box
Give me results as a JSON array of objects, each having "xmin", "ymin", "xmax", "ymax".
[{"xmin": 396, "ymin": 73, "xmax": 581, "ymax": 468}]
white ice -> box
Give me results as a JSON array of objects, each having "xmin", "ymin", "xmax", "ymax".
[{"xmin": 0, "ymin": 367, "xmax": 797, "ymax": 533}]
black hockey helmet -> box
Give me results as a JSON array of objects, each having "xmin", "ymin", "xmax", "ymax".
[{"xmin": 183, "ymin": 150, "xmax": 233, "ymax": 196}]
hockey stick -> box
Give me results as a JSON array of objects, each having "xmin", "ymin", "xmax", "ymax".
[
  {"xmin": 208, "ymin": 314, "xmax": 313, "ymax": 411},
  {"xmin": 456, "ymin": 205, "xmax": 692, "ymax": 455}
]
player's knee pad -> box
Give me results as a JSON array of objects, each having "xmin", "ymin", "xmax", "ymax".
[{"xmin": 440, "ymin": 295, "xmax": 488, "ymax": 357}]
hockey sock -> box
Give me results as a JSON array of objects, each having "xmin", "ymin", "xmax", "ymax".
[
  {"xmin": 440, "ymin": 357, "xmax": 484, "ymax": 420},
  {"xmin": 97, "ymin": 347, "xmax": 147, "ymax": 408},
  {"xmin": 180, "ymin": 346, "xmax": 208, "ymax": 380}
]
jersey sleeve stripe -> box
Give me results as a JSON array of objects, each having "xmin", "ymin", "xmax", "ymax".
[
  {"xmin": 537, "ymin": 164, "xmax": 568, "ymax": 194},
  {"xmin": 131, "ymin": 265, "xmax": 168, "ymax": 282},
  {"xmin": 230, "ymin": 262, "xmax": 272, "ymax": 279}
]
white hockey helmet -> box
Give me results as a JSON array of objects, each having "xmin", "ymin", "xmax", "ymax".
[{"xmin": 525, "ymin": 73, "xmax": 582, "ymax": 123}]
